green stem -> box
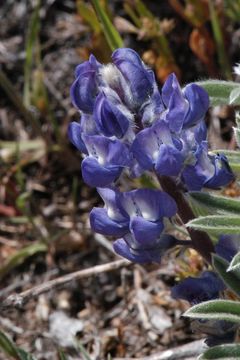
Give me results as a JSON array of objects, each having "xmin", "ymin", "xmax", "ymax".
[
  {"xmin": 209, "ymin": 1, "xmax": 232, "ymax": 80},
  {"xmin": 91, "ymin": 0, "xmax": 123, "ymax": 51}
]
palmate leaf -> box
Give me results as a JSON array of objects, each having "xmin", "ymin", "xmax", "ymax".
[
  {"xmin": 196, "ymin": 80, "xmax": 239, "ymax": 106},
  {"xmin": 189, "ymin": 192, "xmax": 240, "ymax": 215},
  {"xmin": 198, "ymin": 344, "xmax": 240, "ymax": 360},
  {"xmin": 184, "ymin": 299, "xmax": 240, "ymax": 323},
  {"xmin": 213, "ymin": 254, "xmax": 240, "ymax": 297},
  {"xmin": 187, "ymin": 215, "xmax": 240, "ymax": 236}
]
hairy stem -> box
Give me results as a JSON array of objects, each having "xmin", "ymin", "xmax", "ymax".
[{"xmin": 158, "ymin": 175, "xmax": 214, "ymax": 263}]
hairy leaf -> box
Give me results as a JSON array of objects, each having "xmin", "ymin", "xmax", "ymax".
[
  {"xmin": 229, "ymin": 87, "xmax": 240, "ymax": 105},
  {"xmin": 213, "ymin": 254, "xmax": 240, "ymax": 296},
  {"xmin": 184, "ymin": 299, "xmax": 240, "ymax": 323},
  {"xmin": 196, "ymin": 80, "xmax": 239, "ymax": 106},
  {"xmin": 187, "ymin": 215, "xmax": 240, "ymax": 235},
  {"xmin": 189, "ymin": 192, "xmax": 240, "ymax": 215},
  {"xmin": 198, "ymin": 344, "xmax": 240, "ymax": 359},
  {"xmin": 227, "ymin": 251, "xmax": 240, "ymax": 272}
]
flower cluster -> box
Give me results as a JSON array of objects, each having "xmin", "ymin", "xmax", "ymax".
[
  {"xmin": 69, "ymin": 48, "xmax": 233, "ymax": 191},
  {"xmin": 69, "ymin": 48, "xmax": 233, "ymax": 263}
]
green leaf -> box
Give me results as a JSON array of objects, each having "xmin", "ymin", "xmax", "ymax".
[
  {"xmin": 213, "ymin": 254, "xmax": 240, "ymax": 297},
  {"xmin": 0, "ymin": 331, "xmax": 19, "ymax": 358},
  {"xmin": 58, "ymin": 349, "xmax": 69, "ymax": 360},
  {"xmin": 0, "ymin": 330, "xmax": 36, "ymax": 360},
  {"xmin": 24, "ymin": 1, "xmax": 41, "ymax": 107},
  {"xmin": 198, "ymin": 344, "xmax": 240, "ymax": 360},
  {"xmin": 76, "ymin": 341, "xmax": 92, "ymax": 360},
  {"xmin": 0, "ymin": 242, "xmax": 47, "ymax": 280},
  {"xmin": 227, "ymin": 251, "xmax": 240, "ymax": 272},
  {"xmin": 229, "ymin": 86, "xmax": 240, "ymax": 105},
  {"xmin": 91, "ymin": 0, "xmax": 123, "ymax": 51},
  {"xmin": 187, "ymin": 193, "xmax": 213, "ymax": 217},
  {"xmin": 196, "ymin": 80, "xmax": 239, "ymax": 106},
  {"xmin": 184, "ymin": 299, "xmax": 240, "ymax": 323},
  {"xmin": 187, "ymin": 215, "xmax": 240, "ymax": 235},
  {"xmin": 189, "ymin": 192, "xmax": 240, "ymax": 215},
  {"xmin": 16, "ymin": 192, "xmax": 31, "ymax": 212}
]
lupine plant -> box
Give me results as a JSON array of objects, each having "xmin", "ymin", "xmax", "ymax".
[{"xmin": 69, "ymin": 45, "xmax": 240, "ymax": 358}]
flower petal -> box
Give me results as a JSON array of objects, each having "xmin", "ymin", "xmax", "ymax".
[
  {"xmin": 183, "ymin": 83, "xmax": 209, "ymax": 128},
  {"xmin": 131, "ymin": 127, "xmax": 157, "ymax": 170},
  {"xmin": 215, "ymin": 235, "xmax": 240, "ymax": 262},
  {"xmin": 129, "ymin": 216, "xmax": 164, "ymax": 247},
  {"xmin": 205, "ymin": 153, "xmax": 234, "ymax": 189},
  {"xmin": 113, "ymin": 237, "xmax": 162, "ymax": 263},
  {"xmin": 97, "ymin": 187, "xmax": 128, "ymax": 221},
  {"xmin": 90, "ymin": 208, "xmax": 128, "ymax": 237},
  {"xmin": 94, "ymin": 92, "xmax": 130, "ymax": 138},
  {"xmin": 155, "ymin": 144, "xmax": 184, "ymax": 176},
  {"xmin": 118, "ymin": 189, "xmax": 177, "ymax": 220},
  {"xmin": 112, "ymin": 48, "xmax": 154, "ymax": 105},
  {"xmin": 81, "ymin": 157, "xmax": 122, "ymax": 187},
  {"xmin": 171, "ymin": 271, "xmax": 225, "ymax": 305},
  {"xmin": 68, "ymin": 121, "xmax": 87, "ymax": 153}
]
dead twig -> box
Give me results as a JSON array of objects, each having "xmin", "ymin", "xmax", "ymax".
[
  {"xmin": 113, "ymin": 339, "xmax": 206, "ymax": 360},
  {"xmin": 2, "ymin": 259, "xmax": 131, "ymax": 309}
]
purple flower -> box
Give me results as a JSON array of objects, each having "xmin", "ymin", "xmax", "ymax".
[
  {"xmin": 70, "ymin": 55, "xmax": 101, "ymax": 113},
  {"xmin": 90, "ymin": 188, "xmax": 177, "ymax": 262},
  {"xmin": 81, "ymin": 135, "xmax": 131, "ymax": 187},
  {"xmin": 93, "ymin": 92, "xmax": 132, "ymax": 138},
  {"xmin": 171, "ymin": 271, "xmax": 225, "ymax": 305},
  {"xmin": 182, "ymin": 142, "xmax": 234, "ymax": 191},
  {"xmin": 215, "ymin": 234, "xmax": 240, "ymax": 262},
  {"xmin": 69, "ymin": 50, "xmax": 233, "ymax": 193},
  {"xmin": 131, "ymin": 120, "xmax": 184, "ymax": 176},
  {"xmin": 113, "ymin": 234, "xmax": 177, "ymax": 263},
  {"xmin": 161, "ymin": 73, "xmax": 209, "ymax": 132},
  {"xmin": 112, "ymin": 48, "xmax": 156, "ymax": 106}
]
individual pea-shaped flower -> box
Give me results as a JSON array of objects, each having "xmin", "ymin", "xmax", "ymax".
[
  {"xmin": 182, "ymin": 142, "xmax": 234, "ymax": 191},
  {"xmin": 112, "ymin": 48, "xmax": 156, "ymax": 107},
  {"xmin": 161, "ymin": 73, "xmax": 209, "ymax": 132},
  {"xmin": 81, "ymin": 135, "xmax": 131, "ymax": 187},
  {"xmin": 70, "ymin": 55, "xmax": 101, "ymax": 113},
  {"xmin": 215, "ymin": 234, "xmax": 240, "ymax": 262},
  {"xmin": 131, "ymin": 120, "xmax": 185, "ymax": 176},
  {"xmin": 171, "ymin": 271, "xmax": 225, "ymax": 305},
  {"xmin": 93, "ymin": 91, "xmax": 133, "ymax": 139},
  {"xmin": 90, "ymin": 188, "xmax": 177, "ymax": 263}
]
